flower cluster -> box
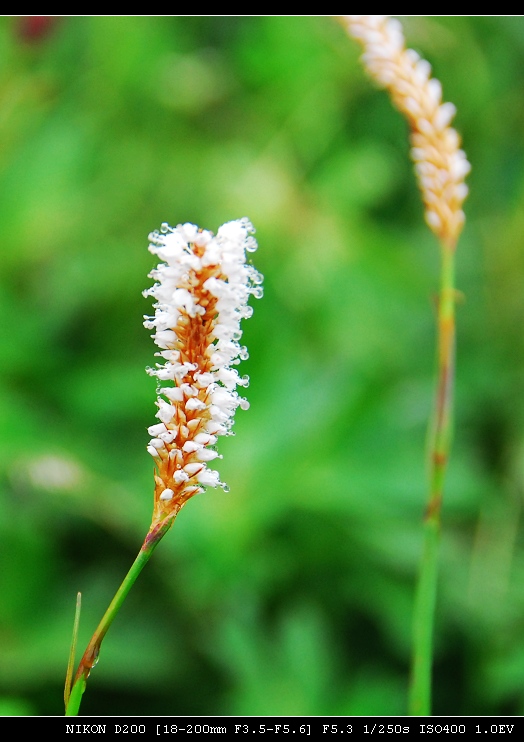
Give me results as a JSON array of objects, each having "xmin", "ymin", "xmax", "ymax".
[
  {"xmin": 143, "ymin": 218, "xmax": 262, "ymax": 524},
  {"xmin": 340, "ymin": 15, "xmax": 470, "ymax": 246}
]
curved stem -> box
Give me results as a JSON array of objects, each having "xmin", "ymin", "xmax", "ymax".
[
  {"xmin": 409, "ymin": 240, "xmax": 456, "ymax": 716},
  {"xmin": 65, "ymin": 515, "xmax": 177, "ymax": 716}
]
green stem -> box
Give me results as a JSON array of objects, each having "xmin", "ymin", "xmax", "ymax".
[
  {"xmin": 409, "ymin": 240, "xmax": 456, "ymax": 716},
  {"xmin": 64, "ymin": 592, "xmax": 82, "ymax": 708},
  {"xmin": 65, "ymin": 515, "xmax": 176, "ymax": 716}
]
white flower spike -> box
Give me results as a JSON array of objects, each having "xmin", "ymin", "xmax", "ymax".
[
  {"xmin": 340, "ymin": 15, "xmax": 470, "ymax": 246},
  {"xmin": 143, "ymin": 218, "xmax": 262, "ymax": 525}
]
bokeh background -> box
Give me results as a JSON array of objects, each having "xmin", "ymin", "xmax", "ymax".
[{"xmin": 1, "ymin": 15, "xmax": 524, "ymax": 717}]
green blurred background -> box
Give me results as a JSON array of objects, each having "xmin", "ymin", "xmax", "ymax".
[{"xmin": 1, "ymin": 15, "xmax": 523, "ymax": 717}]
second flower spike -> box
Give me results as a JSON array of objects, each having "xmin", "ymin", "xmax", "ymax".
[{"xmin": 143, "ymin": 218, "xmax": 262, "ymax": 526}]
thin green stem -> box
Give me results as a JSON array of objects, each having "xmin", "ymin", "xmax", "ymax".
[
  {"xmin": 409, "ymin": 240, "xmax": 456, "ymax": 716},
  {"xmin": 65, "ymin": 515, "xmax": 176, "ymax": 716},
  {"xmin": 64, "ymin": 592, "xmax": 82, "ymax": 708}
]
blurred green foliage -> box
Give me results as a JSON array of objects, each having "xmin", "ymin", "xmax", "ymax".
[{"xmin": 1, "ymin": 15, "xmax": 524, "ymax": 716}]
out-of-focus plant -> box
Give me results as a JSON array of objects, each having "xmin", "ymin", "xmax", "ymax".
[{"xmin": 339, "ymin": 15, "xmax": 470, "ymax": 716}]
